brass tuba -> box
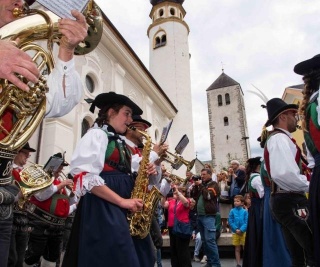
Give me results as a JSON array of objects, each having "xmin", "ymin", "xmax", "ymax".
[{"xmin": 0, "ymin": 0, "xmax": 102, "ymax": 152}]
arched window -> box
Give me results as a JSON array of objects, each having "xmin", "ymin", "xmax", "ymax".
[
  {"xmin": 225, "ymin": 93, "xmax": 230, "ymax": 105},
  {"xmin": 154, "ymin": 32, "xmax": 167, "ymax": 49},
  {"xmin": 218, "ymin": 95, "xmax": 222, "ymax": 106},
  {"xmin": 81, "ymin": 118, "xmax": 91, "ymax": 137},
  {"xmin": 159, "ymin": 9, "xmax": 164, "ymax": 17},
  {"xmin": 224, "ymin": 117, "xmax": 229, "ymax": 126},
  {"xmin": 170, "ymin": 8, "xmax": 175, "ymax": 16}
]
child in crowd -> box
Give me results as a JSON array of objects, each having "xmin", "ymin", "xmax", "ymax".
[{"xmin": 228, "ymin": 195, "xmax": 248, "ymax": 267}]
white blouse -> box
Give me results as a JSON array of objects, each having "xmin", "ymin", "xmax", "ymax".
[
  {"xmin": 250, "ymin": 174, "xmax": 264, "ymax": 198},
  {"xmin": 70, "ymin": 124, "xmax": 110, "ymax": 197}
]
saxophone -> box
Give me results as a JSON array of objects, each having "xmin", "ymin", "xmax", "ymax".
[{"xmin": 128, "ymin": 126, "xmax": 162, "ymax": 239}]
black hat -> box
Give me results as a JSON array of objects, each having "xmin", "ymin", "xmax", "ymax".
[
  {"xmin": 247, "ymin": 156, "xmax": 262, "ymax": 165},
  {"xmin": 21, "ymin": 142, "xmax": 36, "ymax": 152},
  {"xmin": 86, "ymin": 92, "xmax": 143, "ymax": 115},
  {"xmin": 294, "ymin": 54, "xmax": 320, "ymax": 75},
  {"xmin": 53, "ymin": 152, "xmax": 69, "ymax": 166},
  {"xmin": 130, "ymin": 115, "xmax": 152, "ymax": 129},
  {"xmin": 264, "ymin": 98, "xmax": 298, "ymax": 127}
]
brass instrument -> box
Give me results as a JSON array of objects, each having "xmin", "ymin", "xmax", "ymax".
[
  {"xmin": 15, "ymin": 164, "xmax": 54, "ymax": 209},
  {"xmin": 0, "ymin": 0, "xmax": 102, "ymax": 152},
  {"xmin": 161, "ymin": 149, "xmax": 195, "ymax": 172},
  {"xmin": 127, "ymin": 126, "xmax": 162, "ymax": 239},
  {"xmin": 164, "ymin": 172, "xmax": 185, "ymax": 185}
]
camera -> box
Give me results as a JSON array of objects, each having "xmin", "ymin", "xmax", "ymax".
[{"xmin": 192, "ymin": 175, "xmax": 201, "ymax": 181}]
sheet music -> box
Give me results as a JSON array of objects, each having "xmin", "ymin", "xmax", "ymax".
[
  {"xmin": 175, "ymin": 134, "xmax": 189, "ymax": 155},
  {"xmin": 160, "ymin": 120, "xmax": 173, "ymax": 145},
  {"xmin": 43, "ymin": 157, "xmax": 63, "ymax": 173},
  {"xmin": 36, "ymin": 0, "xmax": 89, "ymax": 19}
]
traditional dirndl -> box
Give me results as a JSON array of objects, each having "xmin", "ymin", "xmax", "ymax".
[
  {"xmin": 242, "ymin": 197, "xmax": 263, "ymax": 267},
  {"xmin": 62, "ymin": 170, "xmax": 140, "ymax": 267},
  {"xmin": 262, "ymin": 186, "xmax": 291, "ymax": 267}
]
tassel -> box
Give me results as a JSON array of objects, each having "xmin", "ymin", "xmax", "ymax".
[{"xmin": 259, "ymin": 126, "xmax": 269, "ymax": 148}]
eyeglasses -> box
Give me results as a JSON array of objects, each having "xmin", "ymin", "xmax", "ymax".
[{"xmin": 19, "ymin": 151, "xmax": 31, "ymax": 158}]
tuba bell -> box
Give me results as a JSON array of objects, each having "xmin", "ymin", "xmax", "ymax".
[{"xmin": 0, "ymin": 0, "xmax": 103, "ymax": 152}]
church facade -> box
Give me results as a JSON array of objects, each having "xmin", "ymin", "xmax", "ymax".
[{"xmin": 25, "ymin": 1, "xmax": 194, "ymax": 176}]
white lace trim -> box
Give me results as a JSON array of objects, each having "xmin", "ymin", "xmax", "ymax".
[{"xmin": 75, "ymin": 174, "xmax": 105, "ymax": 198}]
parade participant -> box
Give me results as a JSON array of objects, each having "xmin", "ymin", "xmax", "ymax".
[
  {"xmin": 8, "ymin": 143, "xmax": 36, "ymax": 267},
  {"xmin": 62, "ymin": 92, "xmax": 144, "ymax": 267},
  {"xmin": 23, "ymin": 153, "xmax": 76, "ymax": 267},
  {"xmin": 262, "ymin": 98, "xmax": 315, "ymax": 266},
  {"xmin": 257, "ymin": 137, "xmax": 291, "ymax": 267},
  {"xmin": 294, "ymin": 54, "xmax": 320, "ymax": 266},
  {"xmin": 228, "ymin": 195, "xmax": 248, "ymax": 267},
  {"xmin": 123, "ymin": 114, "xmax": 167, "ymax": 267},
  {"xmin": 0, "ymin": 1, "xmax": 88, "ymax": 265},
  {"xmin": 242, "ymin": 156, "xmax": 264, "ymax": 267},
  {"xmin": 190, "ymin": 168, "xmax": 221, "ymax": 267}
]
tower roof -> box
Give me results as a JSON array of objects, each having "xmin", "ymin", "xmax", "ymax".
[
  {"xmin": 150, "ymin": 0, "xmax": 184, "ymax": 6},
  {"xmin": 206, "ymin": 72, "xmax": 240, "ymax": 91}
]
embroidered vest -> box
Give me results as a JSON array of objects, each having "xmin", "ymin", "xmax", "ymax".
[
  {"xmin": 304, "ymin": 92, "xmax": 320, "ymax": 157},
  {"xmin": 264, "ymin": 130, "xmax": 302, "ymax": 188},
  {"xmin": 103, "ymin": 131, "xmax": 132, "ymax": 174},
  {"xmin": 248, "ymin": 174, "xmax": 260, "ymax": 198},
  {"xmin": 29, "ymin": 178, "xmax": 70, "ymax": 218}
]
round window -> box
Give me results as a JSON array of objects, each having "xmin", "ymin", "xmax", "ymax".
[{"xmin": 85, "ymin": 75, "xmax": 95, "ymax": 93}]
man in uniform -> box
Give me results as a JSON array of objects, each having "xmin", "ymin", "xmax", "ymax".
[
  {"xmin": 263, "ymin": 98, "xmax": 315, "ymax": 267},
  {"xmin": 8, "ymin": 143, "xmax": 36, "ymax": 267},
  {"xmin": 24, "ymin": 153, "xmax": 77, "ymax": 267}
]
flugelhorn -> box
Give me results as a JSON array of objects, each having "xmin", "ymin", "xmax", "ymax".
[{"xmin": 160, "ymin": 148, "xmax": 195, "ymax": 171}]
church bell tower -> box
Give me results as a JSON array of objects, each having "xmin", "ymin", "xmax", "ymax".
[{"xmin": 148, "ymin": 0, "xmax": 195, "ymax": 169}]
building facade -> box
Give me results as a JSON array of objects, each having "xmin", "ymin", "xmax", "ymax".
[
  {"xmin": 10, "ymin": 1, "xmax": 195, "ymax": 176},
  {"xmin": 206, "ymin": 72, "xmax": 250, "ymax": 171}
]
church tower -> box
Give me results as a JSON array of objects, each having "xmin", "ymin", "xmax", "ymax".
[
  {"xmin": 148, "ymin": 0, "xmax": 195, "ymax": 168},
  {"xmin": 206, "ymin": 71, "xmax": 250, "ymax": 170}
]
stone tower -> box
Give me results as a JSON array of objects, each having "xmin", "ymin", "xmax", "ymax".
[
  {"xmin": 148, "ymin": 0, "xmax": 195, "ymax": 170},
  {"xmin": 206, "ymin": 71, "xmax": 250, "ymax": 170}
]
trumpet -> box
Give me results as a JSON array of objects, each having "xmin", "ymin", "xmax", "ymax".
[
  {"xmin": 166, "ymin": 173, "xmax": 185, "ymax": 185},
  {"xmin": 160, "ymin": 149, "xmax": 195, "ymax": 171}
]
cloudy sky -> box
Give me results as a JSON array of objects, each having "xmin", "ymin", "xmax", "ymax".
[{"xmin": 95, "ymin": 0, "xmax": 320, "ymax": 161}]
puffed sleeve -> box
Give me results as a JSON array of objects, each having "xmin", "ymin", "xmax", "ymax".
[
  {"xmin": 70, "ymin": 128, "xmax": 109, "ymax": 197},
  {"xmin": 45, "ymin": 58, "xmax": 83, "ymax": 118}
]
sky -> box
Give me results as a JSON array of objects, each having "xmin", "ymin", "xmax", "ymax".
[{"xmin": 95, "ymin": 0, "xmax": 320, "ymax": 162}]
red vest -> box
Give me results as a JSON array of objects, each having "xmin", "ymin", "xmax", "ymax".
[{"xmin": 29, "ymin": 178, "xmax": 70, "ymax": 218}]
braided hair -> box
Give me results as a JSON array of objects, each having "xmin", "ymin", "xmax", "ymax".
[
  {"xmin": 299, "ymin": 70, "xmax": 320, "ymax": 131},
  {"xmin": 94, "ymin": 103, "xmax": 124, "ymax": 127}
]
